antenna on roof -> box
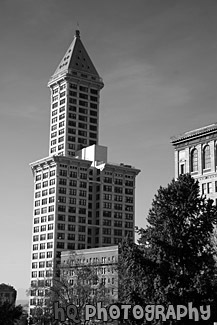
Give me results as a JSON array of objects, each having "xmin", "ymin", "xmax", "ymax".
[{"xmin": 75, "ymin": 22, "xmax": 80, "ymax": 38}]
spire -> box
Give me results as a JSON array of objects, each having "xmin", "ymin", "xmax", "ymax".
[{"xmin": 49, "ymin": 28, "xmax": 103, "ymax": 86}]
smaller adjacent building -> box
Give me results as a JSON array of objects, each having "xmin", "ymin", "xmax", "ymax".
[
  {"xmin": 61, "ymin": 245, "xmax": 118, "ymax": 303},
  {"xmin": 0, "ymin": 283, "xmax": 17, "ymax": 306},
  {"xmin": 171, "ymin": 123, "xmax": 217, "ymax": 203}
]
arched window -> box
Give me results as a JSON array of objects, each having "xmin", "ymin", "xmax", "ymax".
[
  {"xmin": 191, "ymin": 148, "xmax": 198, "ymax": 172},
  {"xmin": 203, "ymin": 145, "xmax": 211, "ymax": 169}
]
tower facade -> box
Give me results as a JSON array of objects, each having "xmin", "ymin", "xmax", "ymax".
[
  {"xmin": 29, "ymin": 31, "xmax": 140, "ymax": 313},
  {"xmin": 171, "ymin": 123, "xmax": 217, "ymax": 203},
  {"xmin": 48, "ymin": 29, "xmax": 104, "ymax": 157}
]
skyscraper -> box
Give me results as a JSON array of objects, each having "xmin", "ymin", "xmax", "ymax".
[{"xmin": 29, "ymin": 30, "xmax": 140, "ymax": 312}]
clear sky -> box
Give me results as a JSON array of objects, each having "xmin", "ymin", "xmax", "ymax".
[{"xmin": 1, "ymin": 0, "xmax": 217, "ymax": 299}]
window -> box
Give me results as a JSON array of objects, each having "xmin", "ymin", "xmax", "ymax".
[
  {"xmin": 58, "ymin": 223, "xmax": 65, "ymax": 231},
  {"xmin": 33, "ymin": 244, "xmax": 38, "ymax": 250},
  {"xmin": 203, "ymin": 145, "xmax": 211, "ymax": 169},
  {"xmin": 68, "ymin": 224, "xmax": 76, "ymax": 231},
  {"xmin": 50, "ymin": 170, "xmax": 55, "ymax": 177},
  {"xmin": 68, "ymin": 215, "xmax": 76, "ymax": 222},
  {"xmin": 68, "ymin": 243, "xmax": 75, "ymax": 249},
  {"xmin": 70, "ymin": 171, "xmax": 77, "ymax": 178},
  {"xmin": 58, "ymin": 214, "xmax": 65, "ymax": 221},
  {"xmin": 41, "ymin": 207, "xmax": 47, "ymax": 214},
  {"xmin": 48, "ymin": 214, "xmax": 54, "ymax": 221},
  {"xmin": 49, "ymin": 197, "xmax": 55, "ymax": 204},
  {"xmin": 52, "ymin": 117, "xmax": 58, "ymax": 124},
  {"xmin": 207, "ymin": 182, "xmax": 213, "ymax": 194},
  {"xmin": 32, "ymin": 262, "xmax": 37, "ymax": 269},
  {"xmin": 39, "ymin": 252, "xmax": 45, "ymax": 259},
  {"xmin": 39, "ymin": 271, "xmax": 45, "ymax": 278},
  {"xmin": 79, "ymin": 216, "xmax": 86, "ymax": 223},
  {"xmin": 41, "ymin": 225, "xmax": 46, "ymax": 232},
  {"xmin": 48, "ymin": 224, "xmax": 54, "ymax": 230},
  {"xmin": 42, "ymin": 190, "xmax": 48, "ymax": 196},
  {"xmin": 40, "ymin": 243, "xmax": 46, "ymax": 250},
  {"xmin": 69, "ymin": 198, "xmax": 76, "ymax": 205},
  {"xmin": 60, "ymin": 169, "xmax": 67, "ymax": 178},
  {"xmin": 42, "ymin": 198, "xmax": 47, "ymax": 205},
  {"xmin": 47, "ymin": 233, "xmax": 53, "ymax": 240},
  {"xmin": 36, "ymin": 183, "xmax": 41, "ymax": 190},
  {"xmin": 34, "ymin": 217, "xmax": 39, "ymax": 224},
  {"xmin": 58, "ymin": 136, "xmax": 64, "ymax": 143},
  {"xmin": 202, "ymin": 183, "xmax": 207, "ymax": 195},
  {"xmin": 114, "ymin": 229, "xmax": 122, "ymax": 236},
  {"xmin": 103, "ymin": 228, "xmax": 111, "ymax": 235},
  {"xmin": 59, "ymin": 178, "xmax": 67, "ymax": 186},
  {"xmin": 90, "ymin": 118, "xmax": 97, "ymax": 124},
  {"xmin": 35, "ymin": 191, "xmax": 41, "ymax": 198},
  {"xmin": 79, "ymin": 86, "xmax": 88, "ymax": 92},
  {"xmin": 125, "ymin": 221, "xmax": 133, "ymax": 228},
  {"xmin": 90, "ymin": 96, "xmax": 97, "ymax": 102},
  {"xmin": 58, "ymin": 196, "xmax": 66, "ymax": 203},
  {"xmin": 36, "ymin": 175, "xmax": 41, "ymax": 181},
  {"xmin": 57, "ymin": 242, "xmax": 65, "ymax": 249},
  {"xmin": 103, "ymin": 237, "xmax": 111, "ymax": 244},
  {"xmin": 114, "ymin": 221, "xmax": 122, "ymax": 227},
  {"xmin": 78, "ymin": 234, "xmax": 85, "ymax": 241},
  {"xmin": 114, "ymin": 212, "xmax": 122, "ymax": 219},
  {"xmin": 46, "ymin": 252, "xmax": 52, "ymax": 259},
  {"xmin": 68, "ymin": 234, "xmax": 75, "ymax": 240},
  {"xmin": 125, "ymin": 180, "xmax": 134, "ymax": 187},
  {"xmin": 43, "ymin": 181, "xmax": 48, "ymax": 188},
  {"xmin": 32, "ymin": 253, "xmax": 38, "ymax": 260},
  {"xmin": 50, "ymin": 179, "xmax": 55, "ymax": 185},
  {"xmin": 40, "ymin": 234, "xmax": 46, "ymax": 240},
  {"xmin": 191, "ymin": 148, "xmax": 198, "ymax": 172}
]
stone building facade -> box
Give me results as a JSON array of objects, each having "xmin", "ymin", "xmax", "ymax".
[{"xmin": 171, "ymin": 123, "xmax": 217, "ymax": 203}]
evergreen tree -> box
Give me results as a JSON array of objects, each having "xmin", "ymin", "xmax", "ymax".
[
  {"xmin": 0, "ymin": 302, "xmax": 23, "ymax": 325},
  {"xmin": 119, "ymin": 174, "xmax": 217, "ymax": 324}
]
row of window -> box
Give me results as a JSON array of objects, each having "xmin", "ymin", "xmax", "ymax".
[
  {"xmin": 189, "ymin": 146, "xmax": 211, "ymax": 172},
  {"xmin": 103, "ymin": 178, "xmax": 134, "ymax": 186},
  {"xmin": 201, "ymin": 181, "xmax": 217, "ymax": 195},
  {"xmin": 103, "ymin": 194, "xmax": 134, "ymax": 202},
  {"xmin": 33, "ymin": 242, "xmax": 53, "ymax": 250},
  {"xmin": 34, "ymin": 206, "xmax": 54, "ymax": 215},
  {"xmin": 35, "ymin": 171, "xmax": 55, "ymax": 181},
  {"xmin": 35, "ymin": 179, "xmax": 55, "ymax": 189},
  {"xmin": 101, "ymin": 211, "xmax": 133, "ymax": 219},
  {"xmin": 33, "ymin": 233, "xmax": 53, "ymax": 242},
  {"xmin": 34, "ymin": 215, "xmax": 54, "ymax": 224},
  {"xmin": 102, "ymin": 203, "xmax": 133, "ymax": 211},
  {"xmin": 32, "ymin": 261, "xmax": 52, "ymax": 269},
  {"xmin": 35, "ymin": 188, "xmax": 55, "ymax": 197},
  {"xmin": 32, "ymin": 270, "xmax": 52, "ymax": 278},
  {"xmin": 33, "ymin": 224, "xmax": 53, "ymax": 232},
  {"xmin": 32, "ymin": 251, "xmax": 53, "ymax": 260},
  {"xmin": 51, "ymin": 113, "xmax": 97, "ymax": 125}
]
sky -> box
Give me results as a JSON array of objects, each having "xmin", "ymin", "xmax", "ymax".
[{"xmin": 0, "ymin": 0, "xmax": 217, "ymax": 300}]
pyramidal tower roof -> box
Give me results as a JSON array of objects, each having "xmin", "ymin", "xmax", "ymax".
[{"xmin": 49, "ymin": 30, "xmax": 102, "ymax": 84}]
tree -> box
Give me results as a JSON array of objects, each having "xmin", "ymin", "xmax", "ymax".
[
  {"xmin": 0, "ymin": 301, "xmax": 23, "ymax": 325},
  {"xmin": 119, "ymin": 174, "xmax": 217, "ymax": 324},
  {"xmin": 29, "ymin": 252, "xmax": 117, "ymax": 324}
]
